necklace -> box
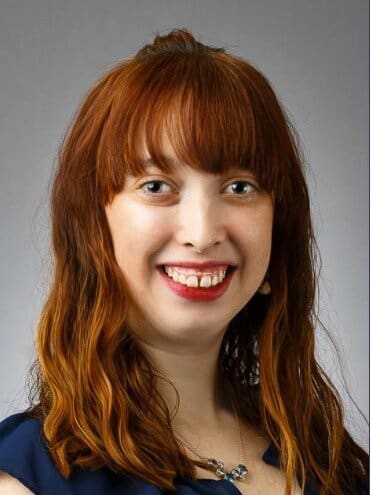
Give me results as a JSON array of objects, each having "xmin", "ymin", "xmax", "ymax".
[{"xmin": 184, "ymin": 401, "xmax": 248, "ymax": 484}]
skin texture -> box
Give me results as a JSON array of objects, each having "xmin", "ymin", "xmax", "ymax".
[
  {"xmin": 0, "ymin": 471, "xmax": 34, "ymax": 494},
  {"xmin": 104, "ymin": 137, "xmax": 274, "ymax": 432}
]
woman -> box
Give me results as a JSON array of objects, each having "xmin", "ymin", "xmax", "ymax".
[{"xmin": 0, "ymin": 29, "xmax": 368, "ymax": 495}]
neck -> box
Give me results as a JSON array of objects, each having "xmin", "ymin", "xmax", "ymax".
[{"xmin": 136, "ymin": 330, "xmax": 233, "ymax": 430}]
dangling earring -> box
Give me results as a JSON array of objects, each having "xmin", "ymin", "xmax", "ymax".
[{"xmin": 257, "ymin": 279, "xmax": 271, "ymax": 295}]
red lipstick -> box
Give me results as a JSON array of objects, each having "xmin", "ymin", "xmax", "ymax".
[{"xmin": 157, "ymin": 265, "xmax": 236, "ymax": 302}]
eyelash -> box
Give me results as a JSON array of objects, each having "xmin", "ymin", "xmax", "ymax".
[{"xmin": 139, "ymin": 179, "xmax": 258, "ymax": 198}]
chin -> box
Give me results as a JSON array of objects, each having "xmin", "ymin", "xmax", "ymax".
[{"xmin": 161, "ymin": 318, "xmax": 230, "ymax": 339}]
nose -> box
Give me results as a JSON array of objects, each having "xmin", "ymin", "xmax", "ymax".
[{"xmin": 175, "ymin": 193, "xmax": 227, "ymax": 254}]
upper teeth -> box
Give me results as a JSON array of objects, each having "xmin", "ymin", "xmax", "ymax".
[{"xmin": 164, "ymin": 266, "xmax": 228, "ymax": 288}]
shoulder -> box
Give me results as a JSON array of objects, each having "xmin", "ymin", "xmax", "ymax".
[
  {"xmin": 0, "ymin": 411, "xmax": 158, "ymax": 495},
  {"xmin": 0, "ymin": 411, "xmax": 44, "ymax": 454},
  {"xmin": 0, "ymin": 411, "xmax": 67, "ymax": 495},
  {"xmin": 0, "ymin": 411, "xmax": 47, "ymax": 494},
  {"xmin": 0, "ymin": 411, "xmax": 46, "ymax": 461},
  {"xmin": 0, "ymin": 470, "xmax": 34, "ymax": 494}
]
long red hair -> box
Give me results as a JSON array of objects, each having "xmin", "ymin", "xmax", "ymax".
[{"xmin": 25, "ymin": 29, "xmax": 368, "ymax": 494}]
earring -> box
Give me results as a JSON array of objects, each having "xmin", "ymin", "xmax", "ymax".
[{"xmin": 257, "ymin": 279, "xmax": 271, "ymax": 295}]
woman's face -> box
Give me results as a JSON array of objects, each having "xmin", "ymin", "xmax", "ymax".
[{"xmin": 104, "ymin": 141, "xmax": 274, "ymax": 352}]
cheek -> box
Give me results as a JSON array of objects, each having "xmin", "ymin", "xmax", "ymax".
[
  {"xmin": 239, "ymin": 211, "xmax": 273, "ymax": 267},
  {"xmin": 106, "ymin": 203, "xmax": 170, "ymax": 270},
  {"xmin": 105, "ymin": 204, "xmax": 136, "ymax": 269},
  {"xmin": 246, "ymin": 231, "xmax": 272, "ymax": 268}
]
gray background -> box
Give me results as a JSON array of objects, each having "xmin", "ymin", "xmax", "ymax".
[{"xmin": 0, "ymin": 0, "xmax": 369, "ymax": 451}]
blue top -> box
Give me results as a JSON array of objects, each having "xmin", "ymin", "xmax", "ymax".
[{"xmin": 0, "ymin": 412, "xmax": 367, "ymax": 495}]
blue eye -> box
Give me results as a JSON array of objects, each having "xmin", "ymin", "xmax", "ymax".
[
  {"xmin": 225, "ymin": 181, "xmax": 256, "ymax": 195},
  {"xmin": 140, "ymin": 181, "xmax": 172, "ymax": 194}
]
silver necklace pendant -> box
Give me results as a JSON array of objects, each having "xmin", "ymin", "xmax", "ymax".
[
  {"xmin": 207, "ymin": 458, "xmax": 248, "ymax": 483},
  {"xmin": 182, "ymin": 399, "xmax": 248, "ymax": 484}
]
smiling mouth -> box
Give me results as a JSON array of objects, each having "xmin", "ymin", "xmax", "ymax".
[{"xmin": 159, "ymin": 265, "xmax": 236, "ymax": 289}]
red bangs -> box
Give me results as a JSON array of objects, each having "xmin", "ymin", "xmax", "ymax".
[{"xmin": 95, "ymin": 51, "xmax": 288, "ymax": 203}]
